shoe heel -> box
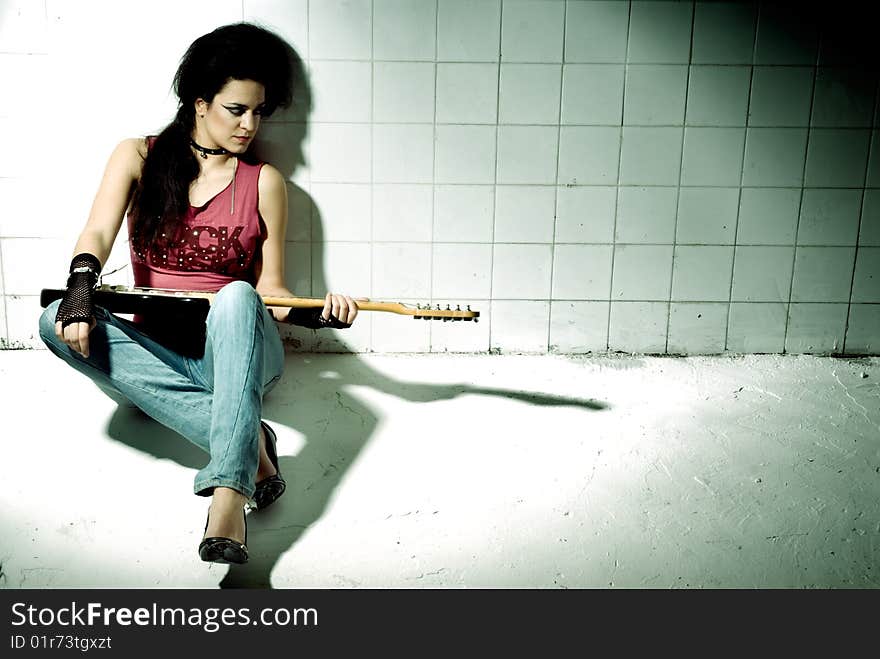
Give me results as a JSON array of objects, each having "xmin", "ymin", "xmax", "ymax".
[
  {"xmin": 262, "ymin": 421, "xmax": 281, "ymax": 477},
  {"xmin": 254, "ymin": 421, "xmax": 287, "ymax": 511}
]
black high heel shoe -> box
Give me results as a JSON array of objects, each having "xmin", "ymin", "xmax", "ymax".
[
  {"xmin": 198, "ymin": 507, "xmax": 248, "ymax": 564},
  {"xmin": 253, "ymin": 421, "xmax": 286, "ymax": 510}
]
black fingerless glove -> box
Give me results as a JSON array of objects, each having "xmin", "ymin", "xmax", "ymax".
[
  {"xmin": 286, "ymin": 307, "xmax": 351, "ymax": 330},
  {"xmin": 55, "ymin": 253, "xmax": 102, "ymax": 328}
]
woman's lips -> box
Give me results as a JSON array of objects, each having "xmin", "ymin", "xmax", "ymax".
[{"xmin": 233, "ymin": 136, "xmax": 250, "ymax": 143}]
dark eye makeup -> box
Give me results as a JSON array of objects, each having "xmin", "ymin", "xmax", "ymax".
[{"xmin": 224, "ymin": 105, "xmax": 265, "ymax": 116}]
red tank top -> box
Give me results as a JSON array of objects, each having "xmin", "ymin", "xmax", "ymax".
[{"xmin": 128, "ymin": 136, "xmax": 268, "ymax": 292}]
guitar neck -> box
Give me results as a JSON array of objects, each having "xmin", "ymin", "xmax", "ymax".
[
  {"xmin": 260, "ymin": 295, "xmax": 398, "ymax": 314},
  {"xmin": 214, "ymin": 293, "xmax": 478, "ymax": 319},
  {"xmin": 169, "ymin": 291, "xmax": 460, "ymax": 315}
]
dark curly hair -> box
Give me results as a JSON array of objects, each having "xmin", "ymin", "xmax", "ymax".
[{"xmin": 129, "ymin": 23, "xmax": 295, "ymax": 256}]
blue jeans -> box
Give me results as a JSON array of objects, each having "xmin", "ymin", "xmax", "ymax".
[{"xmin": 38, "ymin": 280, "xmax": 285, "ymax": 498}]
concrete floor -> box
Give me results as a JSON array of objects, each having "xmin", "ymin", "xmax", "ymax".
[{"xmin": 0, "ymin": 349, "xmax": 878, "ymax": 589}]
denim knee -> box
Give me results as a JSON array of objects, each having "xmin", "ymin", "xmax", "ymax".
[
  {"xmin": 38, "ymin": 299, "xmax": 62, "ymax": 348},
  {"xmin": 209, "ymin": 281, "xmax": 262, "ymax": 319},
  {"xmin": 214, "ymin": 280, "xmax": 260, "ymax": 306}
]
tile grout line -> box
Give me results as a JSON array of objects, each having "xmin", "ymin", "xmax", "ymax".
[
  {"xmin": 279, "ymin": 119, "xmax": 880, "ymax": 129},
  {"xmin": 664, "ymin": 1, "xmax": 696, "ymax": 355},
  {"xmin": 304, "ymin": 0, "xmax": 312, "ymax": 301},
  {"xmin": 428, "ymin": 0, "xmax": 438, "ymax": 353},
  {"xmin": 488, "ymin": 0, "xmax": 503, "ymax": 354},
  {"xmin": 306, "ymin": 0, "xmax": 312, "ymax": 307},
  {"xmin": 725, "ymin": 0, "xmax": 761, "ymax": 354},
  {"xmin": 546, "ymin": 0, "xmax": 567, "ymax": 354},
  {"xmin": 606, "ymin": 0, "xmax": 633, "ymax": 354},
  {"xmin": 368, "ymin": 0, "xmax": 375, "ymax": 354},
  {"xmin": 782, "ymin": 8, "xmax": 821, "ymax": 356},
  {"xmin": 842, "ymin": 71, "xmax": 880, "ymax": 355},
  {"xmin": 296, "ymin": 57, "xmax": 825, "ymax": 67}
]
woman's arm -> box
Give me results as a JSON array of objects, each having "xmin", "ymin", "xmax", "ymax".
[
  {"xmin": 255, "ymin": 164, "xmax": 361, "ymax": 325},
  {"xmin": 72, "ymin": 137, "xmax": 146, "ymax": 264},
  {"xmin": 254, "ymin": 163, "xmax": 292, "ymax": 321},
  {"xmin": 55, "ymin": 137, "xmax": 145, "ymax": 358}
]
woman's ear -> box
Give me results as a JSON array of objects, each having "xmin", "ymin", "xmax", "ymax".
[{"xmin": 194, "ymin": 98, "xmax": 208, "ymax": 118}]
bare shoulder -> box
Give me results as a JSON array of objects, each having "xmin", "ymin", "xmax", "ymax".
[
  {"xmin": 257, "ymin": 162, "xmax": 287, "ymax": 193},
  {"xmin": 109, "ymin": 137, "xmax": 148, "ymax": 180},
  {"xmin": 115, "ymin": 137, "xmax": 148, "ymax": 160},
  {"xmin": 257, "ymin": 164, "xmax": 288, "ymax": 229}
]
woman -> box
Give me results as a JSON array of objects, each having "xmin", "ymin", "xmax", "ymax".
[{"xmin": 38, "ymin": 23, "xmax": 359, "ymax": 565}]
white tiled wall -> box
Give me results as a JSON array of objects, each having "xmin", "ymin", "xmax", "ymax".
[{"xmin": 3, "ymin": 0, "xmax": 878, "ymax": 355}]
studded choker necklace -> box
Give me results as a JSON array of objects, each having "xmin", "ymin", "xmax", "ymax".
[{"xmin": 190, "ymin": 138, "xmax": 229, "ymax": 159}]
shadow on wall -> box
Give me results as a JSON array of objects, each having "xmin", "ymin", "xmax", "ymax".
[
  {"xmin": 101, "ymin": 43, "xmax": 607, "ymax": 588},
  {"xmin": 808, "ymin": 4, "xmax": 879, "ymax": 65},
  {"xmin": 703, "ymin": 3, "xmax": 878, "ymax": 80},
  {"xmin": 760, "ymin": 2, "xmax": 879, "ymax": 122}
]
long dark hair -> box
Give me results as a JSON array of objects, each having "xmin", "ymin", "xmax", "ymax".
[{"xmin": 129, "ymin": 23, "xmax": 294, "ymax": 255}]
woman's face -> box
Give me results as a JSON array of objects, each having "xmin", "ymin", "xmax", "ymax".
[{"xmin": 195, "ymin": 78, "xmax": 266, "ymax": 155}]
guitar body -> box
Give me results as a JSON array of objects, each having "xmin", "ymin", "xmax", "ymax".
[{"xmin": 41, "ymin": 287, "xmax": 211, "ymax": 322}]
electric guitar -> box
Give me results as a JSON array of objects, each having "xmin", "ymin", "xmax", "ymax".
[{"xmin": 40, "ymin": 285, "xmax": 480, "ymax": 322}]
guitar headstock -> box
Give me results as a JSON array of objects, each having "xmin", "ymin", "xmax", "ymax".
[{"xmin": 404, "ymin": 302, "xmax": 479, "ymax": 321}]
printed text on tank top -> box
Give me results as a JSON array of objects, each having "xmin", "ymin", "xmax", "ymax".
[{"xmin": 147, "ymin": 225, "xmax": 250, "ymax": 274}]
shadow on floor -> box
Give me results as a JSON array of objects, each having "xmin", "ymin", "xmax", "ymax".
[{"xmin": 104, "ymin": 353, "xmax": 609, "ymax": 588}]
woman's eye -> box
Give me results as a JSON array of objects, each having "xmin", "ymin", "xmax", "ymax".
[{"xmin": 225, "ymin": 107, "xmax": 263, "ymax": 117}]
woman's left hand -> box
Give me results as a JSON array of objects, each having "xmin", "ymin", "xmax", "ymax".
[{"xmin": 321, "ymin": 292, "xmax": 368, "ymax": 327}]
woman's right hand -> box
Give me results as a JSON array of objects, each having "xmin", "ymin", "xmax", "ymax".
[
  {"xmin": 55, "ymin": 318, "xmax": 97, "ymax": 359},
  {"xmin": 54, "ymin": 253, "xmax": 102, "ymax": 359}
]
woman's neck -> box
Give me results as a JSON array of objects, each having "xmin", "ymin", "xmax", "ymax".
[{"xmin": 190, "ymin": 129, "xmax": 234, "ymax": 168}]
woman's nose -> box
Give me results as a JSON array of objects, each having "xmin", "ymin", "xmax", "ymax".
[{"xmin": 240, "ymin": 112, "xmax": 256, "ymax": 131}]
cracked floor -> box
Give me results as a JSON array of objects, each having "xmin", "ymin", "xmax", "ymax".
[{"xmin": 1, "ymin": 350, "xmax": 878, "ymax": 588}]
